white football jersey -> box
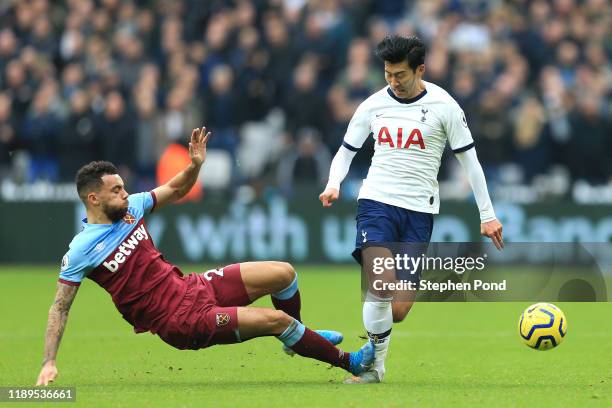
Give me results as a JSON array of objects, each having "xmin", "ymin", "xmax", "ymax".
[{"xmin": 343, "ymin": 81, "xmax": 474, "ymax": 214}]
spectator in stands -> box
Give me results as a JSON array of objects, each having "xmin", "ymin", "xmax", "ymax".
[
  {"xmin": 96, "ymin": 91, "xmax": 135, "ymax": 174},
  {"xmin": 58, "ymin": 90, "xmax": 99, "ymax": 181},
  {"xmin": 565, "ymin": 94, "xmax": 611, "ymax": 182},
  {"xmin": 263, "ymin": 13, "xmax": 297, "ymax": 104},
  {"xmin": 277, "ymin": 128, "xmax": 332, "ymax": 195},
  {"xmin": 0, "ymin": 0, "xmax": 608, "ymax": 199},
  {"xmin": 512, "ymin": 96, "xmax": 552, "ymax": 182},
  {"xmin": 21, "ymin": 80, "xmax": 62, "ymax": 181},
  {"xmin": 203, "ymin": 64, "xmax": 239, "ymax": 157},
  {"xmin": 284, "ymin": 59, "xmax": 328, "ymax": 140},
  {"xmin": 3, "ymin": 59, "xmax": 33, "ymax": 124},
  {"xmin": 0, "ymin": 29, "xmax": 19, "ymax": 73},
  {"xmin": 0, "ymin": 92, "xmax": 17, "ymax": 177}
]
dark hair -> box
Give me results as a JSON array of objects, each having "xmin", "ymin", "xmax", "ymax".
[
  {"xmin": 75, "ymin": 161, "xmax": 118, "ymax": 201},
  {"xmin": 375, "ymin": 35, "xmax": 426, "ymax": 71}
]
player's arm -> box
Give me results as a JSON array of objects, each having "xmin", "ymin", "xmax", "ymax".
[
  {"xmin": 36, "ymin": 282, "xmax": 79, "ymax": 386},
  {"xmin": 446, "ymin": 102, "xmax": 503, "ymax": 249},
  {"xmin": 320, "ymin": 102, "xmax": 371, "ymax": 207},
  {"xmin": 319, "ymin": 143, "xmax": 359, "ymax": 206},
  {"xmin": 454, "ymin": 147, "xmax": 503, "ymax": 250},
  {"xmin": 152, "ymin": 127, "xmax": 211, "ymax": 210}
]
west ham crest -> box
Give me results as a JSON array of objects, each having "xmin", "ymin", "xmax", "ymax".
[
  {"xmin": 216, "ymin": 312, "xmax": 230, "ymax": 327},
  {"xmin": 123, "ymin": 213, "xmax": 136, "ymax": 224}
]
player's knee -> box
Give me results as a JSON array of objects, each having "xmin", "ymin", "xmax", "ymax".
[
  {"xmin": 265, "ymin": 309, "xmax": 293, "ymax": 333},
  {"xmin": 392, "ymin": 313, "xmax": 406, "ymax": 323},
  {"xmin": 275, "ymin": 261, "xmax": 296, "ymax": 287},
  {"xmin": 392, "ymin": 310, "xmax": 407, "ymax": 323},
  {"xmin": 392, "ymin": 303, "xmax": 413, "ymax": 322}
]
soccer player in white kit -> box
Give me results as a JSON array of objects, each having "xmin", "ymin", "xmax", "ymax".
[{"xmin": 319, "ymin": 35, "xmax": 504, "ymax": 383}]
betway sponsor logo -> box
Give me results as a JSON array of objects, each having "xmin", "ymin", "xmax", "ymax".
[{"xmin": 103, "ymin": 224, "xmax": 149, "ymax": 272}]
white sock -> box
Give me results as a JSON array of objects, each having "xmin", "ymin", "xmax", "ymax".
[{"xmin": 363, "ymin": 298, "xmax": 392, "ymax": 379}]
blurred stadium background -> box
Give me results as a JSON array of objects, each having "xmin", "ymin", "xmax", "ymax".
[
  {"xmin": 0, "ymin": 0, "xmax": 611, "ymax": 264},
  {"xmin": 1, "ymin": 3, "xmax": 611, "ymax": 404}
]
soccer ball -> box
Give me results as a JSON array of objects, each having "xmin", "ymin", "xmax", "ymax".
[{"xmin": 518, "ymin": 303, "xmax": 567, "ymax": 350}]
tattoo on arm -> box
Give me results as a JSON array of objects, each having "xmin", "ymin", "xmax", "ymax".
[{"xmin": 42, "ymin": 283, "xmax": 79, "ymax": 365}]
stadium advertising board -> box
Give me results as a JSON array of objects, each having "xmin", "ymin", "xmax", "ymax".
[{"xmin": 1, "ymin": 195, "xmax": 611, "ymax": 264}]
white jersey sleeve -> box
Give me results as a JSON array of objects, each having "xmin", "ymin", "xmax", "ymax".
[
  {"xmin": 455, "ymin": 148, "xmax": 497, "ymax": 222},
  {"xmin": 445, "ymin": 102, "xmax": 474, "ymax": 153},
  {"xmin": 343, "ymin": 100, "xmax": 372, "ymax": 150},
  {"xmin": 325, "ymin": 146, "xmax": 356, "ymax": 190},
  {"xmin": 325, "ymin": 100, "xmax": 372, "ymax": 190}
]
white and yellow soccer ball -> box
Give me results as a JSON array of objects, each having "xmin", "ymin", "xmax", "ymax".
[{"xmin": 519, "ymin": 303, "xmax": 567, "ymax": 350}]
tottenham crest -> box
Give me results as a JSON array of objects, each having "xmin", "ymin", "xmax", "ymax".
[
  {"xmin": 216, "ymin": 312, "xmax": 231, "ymax": 327},
  {"xmin": 421, "ymin": 108, "xmax": 428, "ymax": 122}
]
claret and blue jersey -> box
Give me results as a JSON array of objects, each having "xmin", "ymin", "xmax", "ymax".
[
  {"xmin": 57, "ymin": 190, "xmax": 185, "ymax": 333},
  {"xmin": 59, "ymin": 191, "xmax": 157, "ymax": 286}
]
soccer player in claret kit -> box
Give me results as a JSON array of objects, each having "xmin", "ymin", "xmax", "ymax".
[
  {"xmin": 319, "ymin": 35, "xmax": 504, "ymax": 383},
  {"xmin": 36, "ymin": 127, "xmax": 374, "ymax": 386}
]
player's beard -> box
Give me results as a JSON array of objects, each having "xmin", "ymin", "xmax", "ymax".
[{"xmin": 103, "ymin": 203, "xmax": 128, "ymax": 223}]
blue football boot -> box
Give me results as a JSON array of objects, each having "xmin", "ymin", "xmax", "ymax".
[{"xmin": 347, "ymin": 340, "xmax": 375, "ymax": 376}]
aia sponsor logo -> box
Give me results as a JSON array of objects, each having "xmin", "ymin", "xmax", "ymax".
[
  {"xmin": 216, "ymin": 312, "xmax": 231, "ymax": 327},
  {"xmin": 377, "ymin": 127, "xmax": 425, "ymax": 149},
  {"xmin": 123, "ymin": 213, "xmax": 136, "ymax": 224}
]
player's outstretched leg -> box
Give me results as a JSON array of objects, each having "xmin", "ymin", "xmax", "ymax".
[
  {"xmin": 236, "ymin": 262, "xmax": 343, "ymax": 355},
  {"xmin": 270, "ymin": 265, "xmax": 301, "ymax": 322},
  {"xmin": 283, "ymin": 330, "xmax": 344, "ymax": 357},
  {"xmin": 237, "ymin": 307, "xmax": 373, "ymax": 376},
  {"xmin": 239, "ymin": 261, "xmax": 302, "ymax": 321}
]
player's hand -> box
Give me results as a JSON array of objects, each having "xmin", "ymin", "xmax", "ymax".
[
  {"xmin": 189, "ymin": 126, "xmax": 211, "ymax": 167},
  {"xmin": 481, "ymin": 219, "xmax": 504, "ymax": 250},
  {"xmin": 319, "ymin": 187, "xmax": 339, "ymax": 207},
  {"xmin": 36, "ymin": 361, "xmax": 58, "ymax": 386}
]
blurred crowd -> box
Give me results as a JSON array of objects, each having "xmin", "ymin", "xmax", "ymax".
[{"xmin": 0, "ymin": 0, "xmax": 610, "ymax": 199}]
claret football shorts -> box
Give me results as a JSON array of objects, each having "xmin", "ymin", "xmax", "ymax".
[{"xmin": 157, "ymin": 263, "xmax": 251, "ymax": 350}]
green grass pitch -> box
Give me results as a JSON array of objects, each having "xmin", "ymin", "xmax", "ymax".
[{"xmin": 1, "ymin": 265, "xmax": 611, "ymax": 407}]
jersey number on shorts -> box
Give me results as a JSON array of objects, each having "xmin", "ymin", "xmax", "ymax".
[{"xmin": 203, "ymin": 268, "xmax": 224, "ymax": 281}]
